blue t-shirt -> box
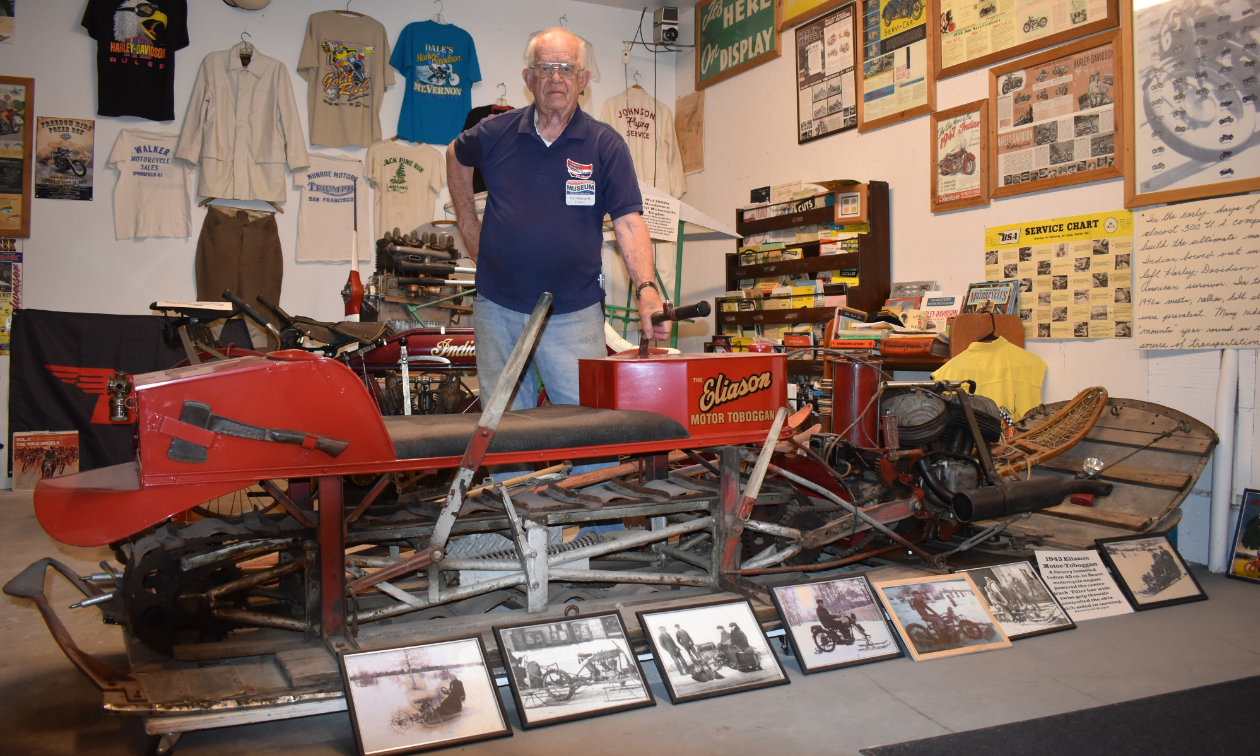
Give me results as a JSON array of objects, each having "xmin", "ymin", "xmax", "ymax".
[
  {"xmin": 453, "ymin": 105, "xmax": 643, "ymax": 314},
  {"xmin": 390, "ymin": 21, "xmax": 480, "ymax": 144}
]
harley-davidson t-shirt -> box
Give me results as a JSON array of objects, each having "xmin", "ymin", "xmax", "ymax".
[
  {"xmin": 82, "ymin": 1, "xmax": 189, "ymax": 122},
  {"xmin": 390, "ymin": 20, "xmax": 480, "ymax": 144}
]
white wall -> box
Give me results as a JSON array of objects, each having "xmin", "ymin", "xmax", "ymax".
[{"xmin": 671, "ymin": 12, "xmax": 1257, "ymax": 564}]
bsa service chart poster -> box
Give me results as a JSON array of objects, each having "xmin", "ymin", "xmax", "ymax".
[
  {"xmin": 984, "ymin": 210, "xmax": 1135, "ymax": 339},
  {"xmin": 34, "ymin": 117, "xmax": 93, "ymax": 201}
]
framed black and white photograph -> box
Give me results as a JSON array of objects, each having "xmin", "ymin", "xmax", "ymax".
[
  {"xmin": 770, "ymin": 574, "xmax": 902, "ymax": 674},
  {"xmin": 637, "ymin": 599, "xmax": 790, "ymax": 704},
  {"xmin": 338, "ymin": 636, "xmax": 511, "ymax": 756},
  {"xmin": 873, "ymin": 574, "xmax": 1012, "ymax": 661},
  {"xmin": 958, "ymin": 562, "xmax": 1075, "ymax": 640},
  {"xmin": 493, "ymin": 611, "xmax": 653, "ymax": 729},
  {"xmin": 1096, "ymin": 534, "xmax": 1208, "ymax": 610}
]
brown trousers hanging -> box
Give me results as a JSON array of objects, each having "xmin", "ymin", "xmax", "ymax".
[{"xmin": 195, "ymin": 206, "xmax": 283, "ymax": 348}]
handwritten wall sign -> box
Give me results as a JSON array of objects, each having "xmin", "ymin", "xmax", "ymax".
[
  {"xmin": 1134, "ymin": 195, "xmax": 1260, "ymax": 351},
  {"xmin": 1035, "ymin": 549, "xmax": 1133, "ymax": 622}
]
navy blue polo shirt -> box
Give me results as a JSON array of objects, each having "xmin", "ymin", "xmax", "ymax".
[{"xmin": 452, "ymin": 104, "xmax": 642, "ymax": 314}]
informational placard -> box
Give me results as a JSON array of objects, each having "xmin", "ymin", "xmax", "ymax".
[
  {"xmin": 1035, "ymin": 549, "xmax": 1133, "ymax": 622},
  {"xmin": 696, "ymin": 0, "xmax": 782, "ymax": 91},
  {"xmin": 796, "ymin": 4, "xmax": 857, "ymax": 143},
  {"xmin": 34, "ymin": 117, "xmax": 93, "ymax": 201},
  {"xmin": 938, "ymin": 0, "xmax": 1113, "ymax": 77},
  {"xmin": 642, "ymin": 194, "xmax": 682, "ymax": 242},
  {"xmin": 858, "ymin": 0, "xmax": 932, "ymax": 131},
  {"xmin": 984, "ymin": 209, "xmax": 1134, "ymax": 339},
  {"xmin": 1124, "ymin": 0, "xmax": 1260, "ymax": 208},
  {"xmin": 991, "ymin": 33, "xmax": 1121, "ymax": 199},
  {"xmin": 1134, "ymin": 195, "xmax": 1260, "ymax": 351},
  {"xmin": 0, "ymin": 236, "xmax": 21, "ymax": 355}
]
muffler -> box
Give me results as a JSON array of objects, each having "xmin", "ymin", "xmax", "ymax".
[{"xmin": 951, "ymin": 478, "xmax": 1113, "ymax": 522}]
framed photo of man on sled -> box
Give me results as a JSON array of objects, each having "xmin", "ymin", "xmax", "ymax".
[
  {"xmin": 769, "ymin": 574, "xmax": 903, "ymax": 673},
  {"xmin": 957, "ymin": 561, "xmax": 1076, "ymax": 640},
  {"xmin": 637, "ymin": 598, "xmax": 790, "ymax": 704},
  {"xmin": 1095, "ymin": 534, "xmax": 1207, "ymax": 610},
  {"xmin": 338, "ymin": 635, "xmax": 511, "ymax": 756}
]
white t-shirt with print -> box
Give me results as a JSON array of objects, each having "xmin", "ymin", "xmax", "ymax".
[
  {"xmin": 107, "ymin": 129, "xmax": 193, "ymax": 240},
  {"xmin": 365, "ymin": 140, "xmax": 446, "ymax": 239},
  {"xmin": 293, "ymin": 152, "xmax": 372, "ymax": 262}
]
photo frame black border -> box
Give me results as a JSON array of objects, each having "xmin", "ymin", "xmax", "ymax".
[
  {"xmin": 1226, "ymin": 488, "xmax": 1260, "ymax": 584},
  {"xmin": 491, "ymin": 610, "xmax": 655, "ymax": 730},
  {"xmin": 337, "ymin": 634, "xmax": 512, "ymax": 756},
  {"xmin": 795, "ymin": 3, "xmax": 859, "ymax": 146},
  {"xmin": 956, "ymin": 561, "xmax": 1077, "ymax": 640},
  {"xmin": 1095, "ymin": 534, "xmax": 1208, "ymax": 610},
  {"xmin": 768, "ymin": 573, "xmax": 904, "ymax": 674},
  {"xmin": 636, "ymin": 597, "xmax": 791, "ymax": 704}
]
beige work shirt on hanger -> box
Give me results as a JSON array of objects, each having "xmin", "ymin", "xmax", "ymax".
[{"xmin": 176, "ymin": 42, "xmax": 310, "ymax": 203}]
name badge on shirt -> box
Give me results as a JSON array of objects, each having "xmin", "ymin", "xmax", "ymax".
[{"xmin": 565, "ymin": 179, "xmax": 595, "ymax": 206}]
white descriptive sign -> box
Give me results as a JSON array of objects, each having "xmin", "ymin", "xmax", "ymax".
[
  {"xmin": 1035, "ymin": 550, "xmax": 1133, "ymax": 622},
  {"xmin": 642, "ymin": 194, "xmax": 682, "ymax": 242},
  {"xmin": 1134, "ymin": 195, "xmax": 1260, "ymax": 350}
]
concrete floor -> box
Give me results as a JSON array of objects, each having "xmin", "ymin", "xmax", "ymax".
[{"xmin": 3, "ymin": 489, "xmax": 1259, "ymax": 756}]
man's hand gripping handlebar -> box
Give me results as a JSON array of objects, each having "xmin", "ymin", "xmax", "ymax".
[{"xmin": 638, "ymin": 300, "xmax": 712, "ymax": 356}]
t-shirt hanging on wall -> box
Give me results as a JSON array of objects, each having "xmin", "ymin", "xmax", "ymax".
[
  {"xmin": 462, "ymin": 104, "xmax": 513, "ymax": 194},
  {"xmin": 297, "ymin": 11, "xmax": 395, "ymax": 148},
  {"xmin": 365, "ymin": 140, "xmax": 446, "ymax": 238},
  {"xmin": 600, "ymin": 88, "xmax": 687, "ymax": 199},
  {"xmin": 390, "ymin": 21, "xmax": 480, "ymax": 144},
  {"xmin": 106, "ymin": 129, "xmax": 191, "ymax": 239},
  {"xmin": 292, "ymin": 153, "xmax": 370, "ymax": 262},
  {"xmin": 81, "ymin": 0, "xmax": 189, "ymax": 121}
]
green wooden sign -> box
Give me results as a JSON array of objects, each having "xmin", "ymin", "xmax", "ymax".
[{"xmin": 695, "ymin": 0, "xmax": 782, "ymax": 90}]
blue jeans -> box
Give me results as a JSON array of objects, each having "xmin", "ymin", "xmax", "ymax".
[{"xmin": 473, "ymin": 295, "xmax": 606, "ymax": 411}]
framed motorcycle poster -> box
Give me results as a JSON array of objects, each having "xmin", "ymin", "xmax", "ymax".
[
  {"xmin": 0, "ymin": 75, "xmax": 33, "ymax": 237},
  {"xmin": 1120, "ymin": 0, "xmax": 1260, "ymax": 208},
  {"xmin": 989, "ymin": 30, "xmax": 1124, "ymax": 199},
  {"xmin": 857, "ymin": 0, "xmax": 937, "ymax": 132},
  {"xmin": 935, "ymin": 0, "xmax": 1120, "ymax": 80},
  {"xmin": 930, "ymin": 98, "xmax": 990, "ymax": 211},
  {"xmin": 33, "ymin": 116, "xmax": 93, "ymax": 201},
  {"xmin": 796, "ymin": 3, "xmax": 859, "ymax": 143},
  {"xmin": 1095, "ymin": 534, "xmax": 1208, "ymax": 611},
  {"xmin": 769, "ymin": 574, "xmax": 904, "ymax": 674}
]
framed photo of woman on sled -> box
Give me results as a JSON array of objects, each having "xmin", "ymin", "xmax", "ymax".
[
  {"xmin": 769, "ymin": 574, "xmax": 903, "ymax": 674},
  {"xmin": 637, "ymin": 598, "xmax": 790, "ymax": 704},
  {"xmin": 1095, "ymin": 534, "xmax": 1207, "ymax": 610},
  {"xmin": 873, "ymin": 573, "xmax": 1012, "ymax": 661},
  {"xmin": 338, "ymin": 635, "xmax": 511, "ymax": 756}
]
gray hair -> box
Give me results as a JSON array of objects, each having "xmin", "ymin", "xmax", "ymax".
[{"xmin": 524, "ymin": 27, "xmax": 587, "ymax": 70}]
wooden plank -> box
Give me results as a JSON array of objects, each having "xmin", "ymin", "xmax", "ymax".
[
  {"xmin": 1036, "ymin": 457, "xmax": 1191, "ymax": 490},
  {"xmin": 1082, "ymin": 426, "xmax": 1214, "ymax": 455},
  {"xmin": 143, "ymin": 698, "xmax": 347, "ymax": 736},
  {"xmin": 1039, "ymin": 503, "xmax": 1152, "ymax": 531},
  {"xmin": 275, "ymin": 647, "xmax": 339, "ymax": 689}
]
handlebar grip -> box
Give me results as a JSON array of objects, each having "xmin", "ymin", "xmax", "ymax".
[
  {"xmin": 221, "ymin": 290, "xmax": 274, "ymax": 332},
  {"xmin": 253, "ymin": 295, "xmax": 289, "ymax": 326},
  {"xmin": 651, "ymin": 301, "xmax": 712, "ymax": 324}
]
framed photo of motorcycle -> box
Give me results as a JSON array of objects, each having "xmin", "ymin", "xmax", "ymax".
[
  {"xmin": 337, "ymin": 635, "xmax": 513, "ymax": 756},
  {"xmin": 956, "ymin": 561, "xmax": 1076, "ymax": 640},
  {"xmin": 872, "ymin": 573, "xmax": 1012, "ymax": 661},
  {"xmin": 929, "ymin": 99, "xmax": 990, "ymax": 212},
  {"xmin": 769, "ymin": 574, "xmax": 904, "ymax": 673},
  {"xmin": 1120, "ymin": 0, "xmax": 1260, "ymax": 208},
  {"xmin": 935, "ymin": 0, "xmax": 1121, "ymax": 80},
  {"xmin": 33, "ymin": 116, "xmax": 93, "ymax": 201},
  {"xmin": 857, "ymin": 0, "xmax": 938, "ymax": 132},
  {"xmin": 989, "ymin": 30, "xmax": 1125, "ymax": 199},
  {"xmin": 1095, "ymin": 534, "xmax": 1208, "ymax": 610},
  {"xmin": 0, "ymin": 75, "xmax": 33, "ymax": 238},
  {"xmin": 795, "ymin": 3, "xmax": 859, "ymax": 144}
]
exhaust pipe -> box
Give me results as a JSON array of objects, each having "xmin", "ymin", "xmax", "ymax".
[{"xmin": 951, "ymin": 478, "xmax": 1113, "ymax": 522}]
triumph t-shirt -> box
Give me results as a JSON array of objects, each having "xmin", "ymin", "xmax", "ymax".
[{"xmin": 82, "ymin": 1, "xmax": 189, "ymax": 122}]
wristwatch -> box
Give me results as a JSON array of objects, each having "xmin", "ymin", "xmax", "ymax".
[{"xmin": 634, "ymin": 281, "xmax": 659, "ymax": 300}]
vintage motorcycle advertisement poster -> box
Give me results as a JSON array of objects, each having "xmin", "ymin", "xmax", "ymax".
[
  {"xmin": 0, "ymin": 236, "xmax": 20, "ymax": 355},
  {"xmin": 939, "ymin": 0, "xmax": 1110, "ymax": 73},
  {"xmin": 797, "ymin": 4, "xmax": 857, "ymax": 143},
  {"xmin": 34, "ymin": 117, "xmax": 93, "ymax": 201},
  {"xmin": 994, "ymin": 37, "xmax": 1118, "ymax": 193},
  {"xmin": 0, "ymin": 0, "xmax": 13, "ymax": 44},
  {"xmin": 983, "ymin": 209, "xmax": 1135, "ymax": 339},
  {"xmin": 859, "ymin": 0, "xmax": 931, "ymax": 126},
  {"xmin": 0, "ymin": 78, "xmax": 29, "ymax": 235},
  {"xmin": 1130, "ymin": 0, "xmax": 1260, "ymax": 201},
  {"xmin": 935, "ymin": 107, "xmax": 983, "ymax": 203}
]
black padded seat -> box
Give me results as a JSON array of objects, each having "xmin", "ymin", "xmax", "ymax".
[{"xmin": 382, "ymin": 404, "xmax": 690, "ymax": 460}]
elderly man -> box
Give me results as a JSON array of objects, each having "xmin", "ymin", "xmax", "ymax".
[{"xmin": 447, "ymin": 27, "xmax": 668, "ymax": 410}]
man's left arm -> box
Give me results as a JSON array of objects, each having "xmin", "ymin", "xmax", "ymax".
[{"xmin": 612, "ymin": 211, "xmax": 670, "ymax": 341}]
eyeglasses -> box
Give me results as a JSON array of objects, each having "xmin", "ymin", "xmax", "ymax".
[{"xmin": 532, "ymin": 63, "xmax": 582, "ymax": 79}]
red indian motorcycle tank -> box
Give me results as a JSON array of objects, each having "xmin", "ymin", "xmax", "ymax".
[{"xmin": 355, "ymin": 327, "xmax": 476, "ymax": 368}]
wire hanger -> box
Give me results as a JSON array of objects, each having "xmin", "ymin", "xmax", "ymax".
[
  {"xmin": 495, "ymin": 83, "xmax": 509, "ymax": 107},
  {"xmin": 978, "ymin": 308, "xmax": 998, "ymax": 341},
  {"xmin": 337, "ymin": 0, "xmax": 364, "ymax": 17},
  {"xmin": 632, "ymin": 71, "xmax": 643, "ymax": 90},
  {"xmin": 433, "ymin": 0, "xmax": 445, "ymax": 24},
  {"xmin": 239, "ymin": 30, "xmax": 254, "ymax": 66},
  {"xmin": 559, "ymin": 14, "xmax": 567, "ymax": 27}
]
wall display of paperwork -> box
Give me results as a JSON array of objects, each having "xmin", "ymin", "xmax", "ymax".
[
  {"xmin": 858, "ymin": 0, "xmax": 933, "ymax": 131},
  {"xmin": 937, "ymin": 0, "xmax": 1117, "ymax": 79},
  {"xmin": 796, "ymin": 4, "xmax": 858, "ymax": 143},
  {"xmin": 1134, "ymin": 195, "xmax": 1260, "ymax": 351},
  {"xmin": 695, "ymin": 0, "xmax": 782, "ymax": 90},
  {"xmin": 984, "ymin": 210, "xmax": 1134, "ymax": 339}
]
